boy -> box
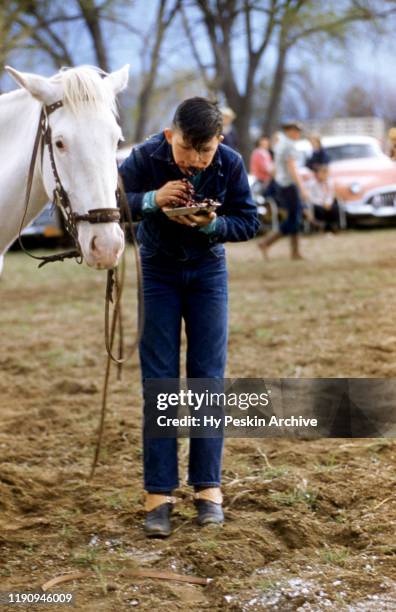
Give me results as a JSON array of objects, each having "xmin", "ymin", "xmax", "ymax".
[{"xmin": 120, "ymin": 97, "xmax": 259, "ymax": 537}]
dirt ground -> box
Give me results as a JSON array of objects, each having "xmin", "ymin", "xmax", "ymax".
[{"xmin": 0, "ymin": 230, "xmax": 395, "ymax": 611}]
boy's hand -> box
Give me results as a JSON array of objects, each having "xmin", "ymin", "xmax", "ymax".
[
  {"xmin": 155, "ymin": 180, "xmax": 189, "ymax": 207},
  {"xmin": 169, "ymin": 212, "xmax": 216, "ymax": 228}
]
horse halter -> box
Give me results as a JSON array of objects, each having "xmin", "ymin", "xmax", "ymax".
[
  {"xmin": 40, "ymin": 100, "xmax": 121, "ymax": 252},
  {"xmin": 19, "ymin": 100, "xmax": 123, "ymax": 267}
]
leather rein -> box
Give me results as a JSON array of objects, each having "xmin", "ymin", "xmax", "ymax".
[{"xmin": 21, "ymin": 100, "xmax": 144, "ymax": 478}]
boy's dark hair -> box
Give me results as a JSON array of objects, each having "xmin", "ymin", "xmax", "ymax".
[{"xmin": 172, "ymin": 97, "xmax": 223, "ymax": 151}]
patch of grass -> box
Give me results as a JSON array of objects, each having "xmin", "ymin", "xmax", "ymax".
[
  {"xmin": 42, "ymin": 347, "xmax": 87, "ymax": 369},
  {"xmin": 313, "ymin": 455, "xmax": 340, "ymax": 473},
  {"xmin": 60, "ymin": 524, "xmax": 78, "ymax": 541},
  {"xmin": 255, "ymin": 578, "xmax": 278, "ymax": 591},
  {"xmin": 105, "ymin": 491, "xmax": 131, "ymax": 510},
  {"xmin": 56, "ymin": 507, "xmax": 82, "ymax": 522},
  {"xmin": 334, "ymin": 591, "xmax": 351, "ymax": 605},
  {"xmin": 199, "ymin": 539, "xmax": 219, "ymax": 550},
  {"xmin": 175, "ymin": 507, "xmax": 196, "ymax": 520},
  {"xmin": 93, "ymin": 564, "xmax": 111, "ymax": 596},
  {"xmin": 262, "ymin": 466, "xmax": 289, "ymax": 479},
  {"xmin": 72, "ymin": 546, "xmax": 101, "ymax": 567},
  {"xmin": 319, "ymin": 546, "xmax": 350, "ymax": 566},
  {"xmin": 22, "ymin": 542, "xmax": 38, "ymax": 556},
  {"xmin": 255, "ymin": 328, "xmax": 273, "ymax": 340},
  {"xmin": 270, "ymin": 488, "xmax": 318, "ymax": 510}
]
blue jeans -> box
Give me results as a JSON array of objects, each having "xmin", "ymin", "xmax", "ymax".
[
  {"xmin": 276, "ymin": 183, "xmax": 303, "ymax": 235},
  {"xmin": 139, "ymin": 246, "xmax": 228, "ymax": 492}
]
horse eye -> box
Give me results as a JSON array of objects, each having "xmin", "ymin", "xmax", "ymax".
[{"xmin": 55, "ymin": 140, "xmax": 64, "ymax": 150}]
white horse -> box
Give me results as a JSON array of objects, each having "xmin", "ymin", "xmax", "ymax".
[{"xmin": 0, "ymin": 64, "xmax": 129, "ymax": 270}]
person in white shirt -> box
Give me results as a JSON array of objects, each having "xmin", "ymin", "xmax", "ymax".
[
  {"xmin": 305, "ymin": 165, "xmax": 340, "ymax": 232},
  {"xmin": 258, "ymin": 122, "xmax": 311, "ymax": 259}
]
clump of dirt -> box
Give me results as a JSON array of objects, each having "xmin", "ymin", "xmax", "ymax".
[{"xmin": 53, "ymin": 379, "xmax": 99, "ymax": 395}]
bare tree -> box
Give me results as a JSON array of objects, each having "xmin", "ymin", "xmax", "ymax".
[
  {"xmin": 181, "ymin": 0, "xmax": 393, "ymax": 161},
  {"xmin": 0, "ymin": 0, "xmax": 137, "ymax": 71},
  {"xmin": 185, "ymin": 0, "xmax": 276, "ymax": 161},
  {"xmin": 1, "ymin": 1, "xmax": 74, "ymax": 69},
  {"xmin": 134, "ymin": 0, "xmax": 181, "ymax": 143},
  {"xmin": 76, "ymin": 0, "xmax": 110, "ymax": 70},
  {"xmin": 262, "ymin": 1, "xmax": 382, "ymax": 136},
  {"xmin": 0, "ymin": 2, "xmax": 33, "ymax": 80}
]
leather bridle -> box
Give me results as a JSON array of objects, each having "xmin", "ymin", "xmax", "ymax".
[{"xmin": 19, "ymin": 99, "xmax": 123, "ymax": 266}]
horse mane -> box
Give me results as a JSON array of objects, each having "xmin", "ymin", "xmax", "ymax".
[{"xmin": 52, "ymin": 66, "xmax": 117, "ymax": 115}]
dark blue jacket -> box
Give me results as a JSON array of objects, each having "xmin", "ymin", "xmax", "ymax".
[{"xmin": 119, "ymin": 132, "xmax": 259, "ymax": 260}]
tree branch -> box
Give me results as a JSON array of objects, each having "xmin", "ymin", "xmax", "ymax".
[{"xmin": 180, "ymin": 4, "xmax": 214, "ymax": 92}]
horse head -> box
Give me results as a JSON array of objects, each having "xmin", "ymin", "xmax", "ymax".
[{"xmin": 6, "ymin": 65, "xmax": 129, "ymax": 270}]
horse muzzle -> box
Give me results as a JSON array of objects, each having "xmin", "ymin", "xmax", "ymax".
[{"xmin": 79, "ymin": 222, "xmax": 125, "ymax": 269}]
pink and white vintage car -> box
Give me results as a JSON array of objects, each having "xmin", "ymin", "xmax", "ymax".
[{"xmin": 311, "ymin": 136, "xmax": 396, "ymax": 226}]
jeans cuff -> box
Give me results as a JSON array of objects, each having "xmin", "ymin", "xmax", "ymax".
[
  {"xmin": 187, "ymin": 480, "xmax": 221, "ymax": 488},
  {"xmin": 145, "ymin": 483, "xmax": 179, "ymax": 493}
]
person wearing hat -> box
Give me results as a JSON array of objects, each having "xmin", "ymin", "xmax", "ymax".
[
  {"xmin": 221, "ymin": 107, "xmax": 239, "ymax": 151},
  {"xmin": 258, "ymin": 121, "xmax": 311, "ymax": 260}
]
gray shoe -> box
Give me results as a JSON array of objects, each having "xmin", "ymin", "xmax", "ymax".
[
  {"xmin": 195, "ymin": 499, "xmax": 224, "ymax": 526},
  {"xmin": 144, "ymin": 502, "xmax": 173, "ymax": 537}
]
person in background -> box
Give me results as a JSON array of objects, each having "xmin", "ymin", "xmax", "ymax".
[
  {"xmin": 387, "ymin": 127, "xmax": 396, "ymax": 161},
  {"xmin": 249, "ymin": 135, "xmax": 274, "ymax": 189},
  {"xmin": 305, "ymin": 164, "xmax": 340, "ymax": 232},
  {"xmin": 306, "ymin": 134, "xmax": 330, "ymax": 170},
  {"xmin": 269, "ymin": 131, "xmax": 283, "ymax": 159},
  {"xmin": 258, "ymin": 121, "xmax": 311, "ymax": 260},
  {"xmin": 221, "ymin": 107, "xmax": 238, "ymax": 150}
]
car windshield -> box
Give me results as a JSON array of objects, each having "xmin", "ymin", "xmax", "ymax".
[{"xmin": 324, "ymin": 143, "xmax": 381, "ymax": 162}]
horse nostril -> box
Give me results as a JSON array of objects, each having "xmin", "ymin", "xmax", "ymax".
[{"xmin": 90, "ymin": 236, "xmax": 98, "ymax": 252}]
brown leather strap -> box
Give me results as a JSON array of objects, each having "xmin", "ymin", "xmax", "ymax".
[
  {"xmin": 72, "ymin": 208, "xmax": 121, "ymax": 224},
  {"xmin": 89, "ymin": 176, "xmax": 144, "ymax": 480},
  {"xmin": 145, "ymin": 493, "xmax": 177, "ymax": 512},
  {"xmin": 194, "ymin": 487, "xmax": 223, "ymax": 504},
  {"xmin": 18, "ymin": 109, "xmax": 50, "ymax": 262},
  {"xmin": 18, "ymin": 102, "xmax": 83, "ymax": 266},
  {"xmin": 45, "ymin": 100, "xmax": 63, "ymax": 115},
  {"xmin": 103, "ymin": 179, "xmax": 144, "ymax": 366}
]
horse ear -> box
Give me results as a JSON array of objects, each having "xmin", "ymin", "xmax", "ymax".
[
  {"xmin": 5, "ymin": 66, "xmax": 59, "ymax": 103},
  {"xmin": 105, "ymin": 65, "xmax": 129, "ymax": 95}
]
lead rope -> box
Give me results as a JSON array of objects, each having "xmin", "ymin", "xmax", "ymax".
[{"xmin": 88, "ymin": 178, "xmax": 144, "ymax": 480}]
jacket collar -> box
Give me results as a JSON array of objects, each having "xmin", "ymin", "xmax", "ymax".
[
  {"xmin": 150, "ymin": 131, "xmax": 223, "ymax": 172},
  {"xmin": 150, "ymin": 132, "xmax": 173, "ymax": 163}
]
